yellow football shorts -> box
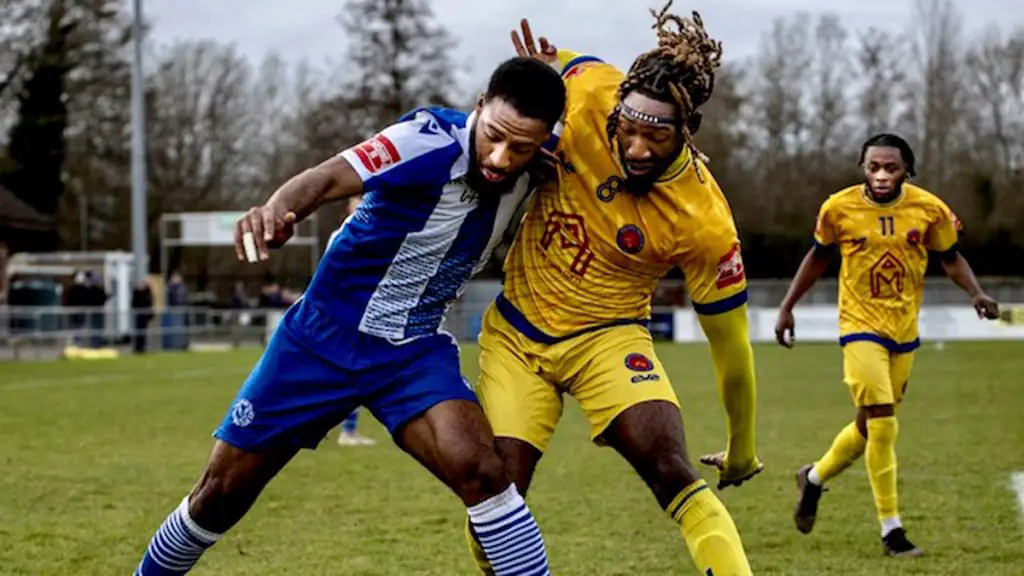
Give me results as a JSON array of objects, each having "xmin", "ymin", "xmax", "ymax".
[
  {"xmin": 842, "ymin": 340, "xmax": 916, "ymax": 407},
  {"xmin": 475, "ymin": 302, "xmax": 679, "ymax": 453}
]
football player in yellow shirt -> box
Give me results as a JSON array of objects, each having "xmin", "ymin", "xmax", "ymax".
[
  {"xmin": 774, "ymin": 133, "xmax": 1000, "ymax": 557},
  {"xmin": 466, "ymin": 4, "xmax": 762, "ymax": 574}
]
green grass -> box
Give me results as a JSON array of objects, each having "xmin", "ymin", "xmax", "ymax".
[{"xmin": 1, "ymin": 342, "xmax": 1022, "ymax": 575}]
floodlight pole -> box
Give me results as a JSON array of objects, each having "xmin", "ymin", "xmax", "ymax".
[{"xmin": 130, "ymin": 0, "xmax": 148, "ymax": 283}]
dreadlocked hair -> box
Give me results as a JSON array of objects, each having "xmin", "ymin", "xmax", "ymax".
[{"xmin": 607, "ymin": 0, "xmax": 723, "ymax": 173}]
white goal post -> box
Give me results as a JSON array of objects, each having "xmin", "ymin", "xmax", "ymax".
[{"xmin": 158, "ymin": 211, "xmax": 321, "ymax": 277}]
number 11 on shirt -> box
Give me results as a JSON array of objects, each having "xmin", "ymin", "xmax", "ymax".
[{"xmin": 879, "ymin": 216, "xmax": 895, "ymax": 236}]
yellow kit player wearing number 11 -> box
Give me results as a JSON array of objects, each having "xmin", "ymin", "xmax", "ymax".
[
  {"xmin": 775, "ymin": 133, "xmax": 1000, "ymax": 558},
  {"xmin": 466, "ymin": 3, "xmax": 762, "ymax": 575}
]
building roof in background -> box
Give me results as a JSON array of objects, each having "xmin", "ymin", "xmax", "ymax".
[{"xmin": 0, "ymin": 183, "xmax": 54, "ymax": 231}]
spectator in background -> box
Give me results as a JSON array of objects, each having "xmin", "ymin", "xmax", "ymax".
[
  {"xmin": 163, "ymin": 271, "xmax": 189, "ymax": 350},
  {"xmin": 334, "ymin": 194, "xmax": 375, "ymax": 447},
  {"xmin": 132, "ymin": 280, "xmax": 153, "ymax": 353},
  {"xmin": 85, "ymin": 271, "xmax": 109, "ymax": 348},
  {"xmin": 229, "ymin": 282, "xmax": 249, "ymax": 310},
  {"xmin": 258, "ymin": 279, "xmax": 284, "ymax": 309},
  {"xmin": 66, "ymin": 270, "xmax": 90, "ymax": 345}
]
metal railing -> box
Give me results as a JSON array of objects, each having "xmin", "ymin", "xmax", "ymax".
[
  {"xmin": 3, "ymin": 277, "xmax": 1022, "ymax": 361},
  {"xmin": 0, "ymin": 306, "xmax": 282, "ymax": 361}
]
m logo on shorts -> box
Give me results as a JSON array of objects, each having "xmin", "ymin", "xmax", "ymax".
[
  {"xmin": 352, "ymin": 134, "xmax": 400, "ymax": 174},
  {"xmin": 231, "ymin": 399, "xmax": 255, "ymax": 428},
  {"xmin": 624, "ymin": 353, "xmax": 654, "ymax": 372}
]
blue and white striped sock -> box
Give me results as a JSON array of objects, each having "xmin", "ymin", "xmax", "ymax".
[
  {"xmin": 134, "ymin": 496, "xmax": 221, "ymax": 575},
  {"xmin": 467, "ymin": 484, "xmax": 551, "ymax": 576}
]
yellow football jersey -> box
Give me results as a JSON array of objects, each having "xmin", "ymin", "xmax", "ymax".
[
  {"xmin": 813, "ymin": 183, "xmax": 961, "ymax": 350},
  {"xmin": 500, "ymin": 49, "xmax": 748, "ymax": 339}
]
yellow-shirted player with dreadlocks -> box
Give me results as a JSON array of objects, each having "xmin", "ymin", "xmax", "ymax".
[
  {"xmin": 776, "ymin": 133, "xmax": 1000, "ymax": 557},
  {"xmin": 465, "ymin": 3, "xmax": 761, "ymax": 574}
]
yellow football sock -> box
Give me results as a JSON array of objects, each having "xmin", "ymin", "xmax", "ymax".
[
  {"xmin": 865, "ymin": 416, "xmax": 899, "ymax": 520},
  {"xmin": 464, "ymin": 518, "xmax": 493, "ymax": 574},
  {"xmin": 814, "ymin": 421, "xmax": 866, "ymax": 483},
  {"xmin": 699, "ymin": 307, "xmax": 757, "ymax": 467},
  {"xmin": 667, "ymin": 479, "xmax": 753, "ymax": 576}
]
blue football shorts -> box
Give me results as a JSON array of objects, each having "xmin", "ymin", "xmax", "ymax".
[{"xmin": 213, "ymin": 298, "xmax": 477, "ymax": 451}]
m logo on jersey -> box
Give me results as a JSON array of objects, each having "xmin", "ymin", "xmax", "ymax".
[
  {"xmin": 352, "ymin": 134, "xmax": 401, "ymax": 174},
  {"xmin": 870, "ymin": 251, "xmax": 906, "ymax": 298},
  {"xmin": 540, "ymin": 211, "xmax": 594, "ymax": 277},
  {"xmin": 715, "ymin": 244, "xmax": 746, "ymax": 289},
  {"xmin": 624, "ymin": 353, "xmax": 655, "ymax": 372}
]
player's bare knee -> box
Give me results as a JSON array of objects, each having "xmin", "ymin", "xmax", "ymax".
[
  {"xmin": 188, "ymin": 449, "xmax": 269, "ymax": 532},
  {"xmin": 449, "ymin": 449, "xmax": 509, "ymax": 505},
  {"xmin": 648, "ymin": 451, "xmax": 700, "ymax": 506},
  {"xmin": 494, "ymin": 437, "xmax": 541, "ymax": 497}
]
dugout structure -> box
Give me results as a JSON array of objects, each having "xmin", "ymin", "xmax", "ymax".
[{"xmin": 158, "ymin": 212, "xmax": 321, "ymax": 277}]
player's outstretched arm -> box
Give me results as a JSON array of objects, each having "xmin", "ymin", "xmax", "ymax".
[
  {"xmin": 939, "ymin": 252, "xmax": 1000, "ymax": 319},
  {"xmin": 696, "ymin": 304, "xmax": 764, "ymax": 490},
  {"xmin": 234, "ymin": 156, "xmax": 363, "ymax": 262},
  {"xmin": 267, "ymin": 156, "xmax": 363, "ymax": 223},
  {"xmin": 775, "ymin": 246, "xmax": 832, "ymax": 348}
]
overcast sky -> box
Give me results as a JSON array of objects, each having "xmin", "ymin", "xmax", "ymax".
[{"xmin": 146, "ymin": 0, "xmax": 1018, "ymax": 83}]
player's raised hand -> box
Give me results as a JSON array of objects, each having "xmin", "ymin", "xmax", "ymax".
[
  {"xmin": 699, "ymin": 451, "xmax": 765, "ymax": 490},
  {"xmin": 510, "ymin": 19, "xmax": 557, "ymax": 65},
  {"xmin": 775, "ymin": 308, "xmax": 796, "ymax": 348},
  {"xmin": 973, "ymin": 293, "xmax": 1000, "ymax": 320},
  {"xmin": 235, "ymin": 205, "xmax": 296, "ymax": 263}
]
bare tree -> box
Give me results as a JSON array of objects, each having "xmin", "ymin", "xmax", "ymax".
[
  {"xmin": 807, "ymin": 14, "xmax": 854, "ymax": 192},
  {"xmin": 0, "ymin": 0, "xmax": 45, "ymax": 138},
  {"xmin": 854, "ymin": 27, "xmax": 908, "ymax": 139},
  {"xmin": 964, "ymin": 27, "xmax": 1024, "ymax": 176},
  {"xmin": 336, "ymin": 0, "xmax": 461, "ymax": 135},
  {"xmin": 962, "ymin": 25, "xmax": 1024, "ymax": 243},
  {"xmin": 746, "ymin": 13, "xmax": 814, "ymax": 233},
  {"xmin": 694, "ymin": 65, "xmax": 757, "ymax": 227},
  {"xmin": 145, "ymin": 40, "xmax": 255, "ymax": 216},
  {"xmin": 61, "ymin": 1, "xmax": 134, "ymax": 250},
  {"xmin": 903, "ymin": 0, "xmax": 966, "ymax": 191},
  {"xmin": 242, "ymin": 52, "xmax": 301, "ymax": 207}
]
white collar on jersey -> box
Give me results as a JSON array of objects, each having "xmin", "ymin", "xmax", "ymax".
[
  {"xmin": 447, "ymin": 110, "xmax": 476, "ymax": 180},
  {"xmin": 457, "ymin": 110, "xmax": 476, "ymax": 151}
]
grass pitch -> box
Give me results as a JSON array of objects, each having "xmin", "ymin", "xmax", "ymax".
[{"xmin": 1, "ymin": 341, "xmax": 1022, "ymax": 575}]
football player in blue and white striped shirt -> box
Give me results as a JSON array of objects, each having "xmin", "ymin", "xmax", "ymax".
[{"xmin": 134, "ymin": 56, "xmax": 564, "ymax": 576}]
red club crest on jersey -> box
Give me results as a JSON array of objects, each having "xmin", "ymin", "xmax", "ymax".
[
  {"xmin": 616, "ymin": 224, "xmax": 645, "ymax": 254},
  {"xmin": 906, "ymin": 229, "xmax": 922, "ymax": 246},
  {"xmin": 715, "ymin": 244, "xmax": 746, "ymax": 289},
  {"xmin": 352, "ymin": 134, "xmax": 400, "ymax": 174},
  {"xmin": 624, "ymin": 353, "xmax": 655, "ymax": 372}
]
